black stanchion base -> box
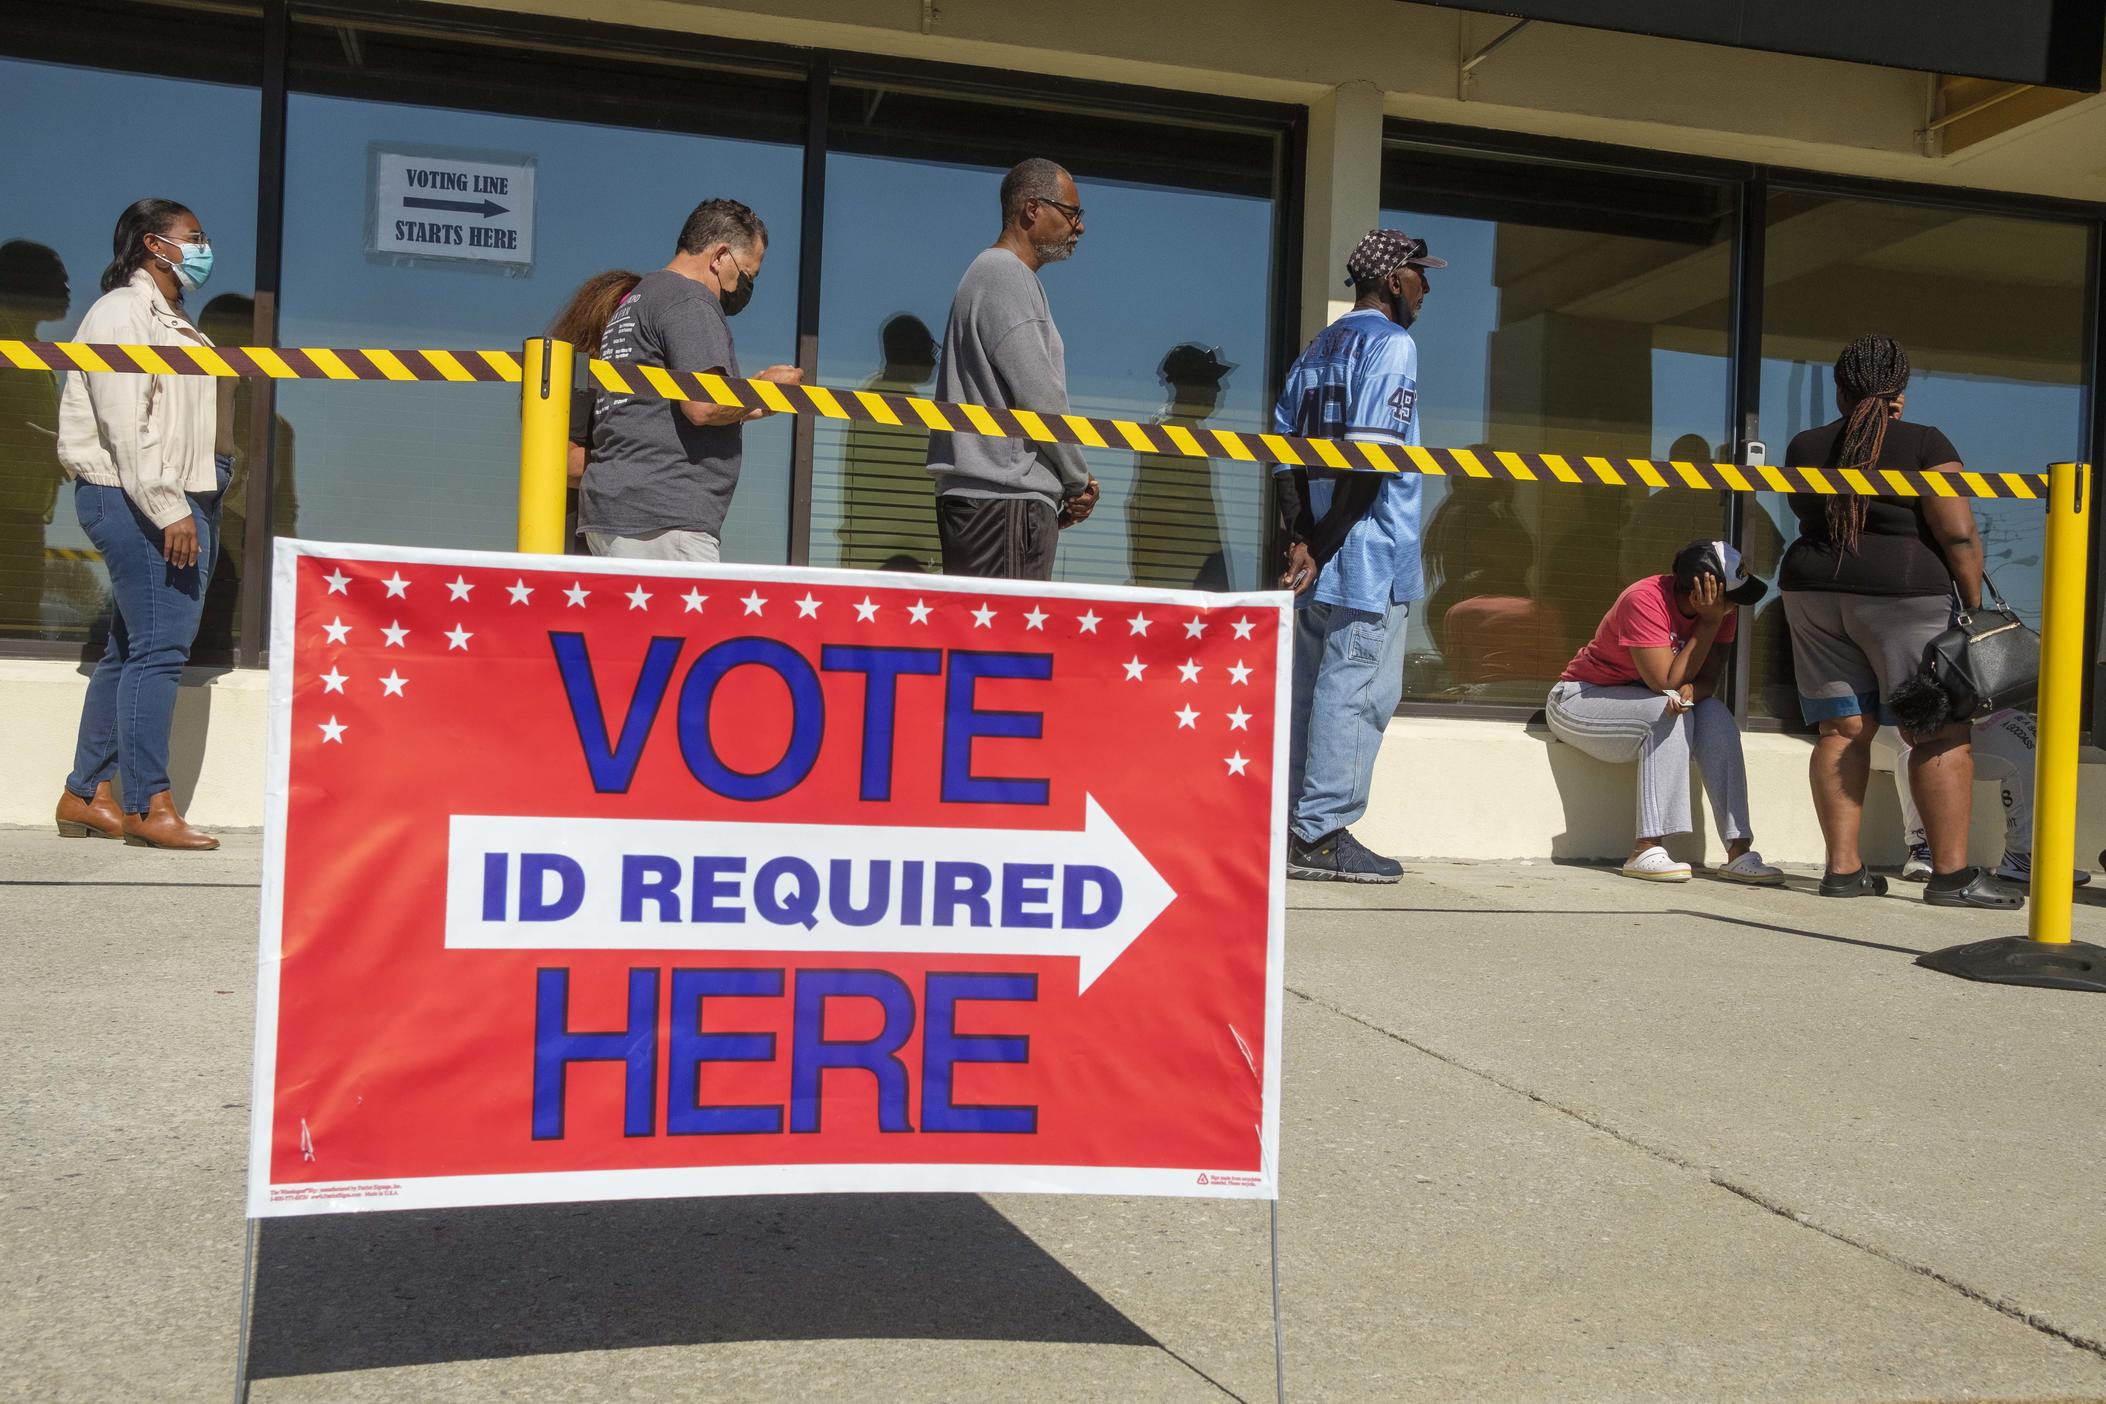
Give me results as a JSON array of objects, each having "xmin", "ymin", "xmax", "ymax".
[{"xmin": 1916, "ymin": 936, "xmax": 2106, "ymax": 992}]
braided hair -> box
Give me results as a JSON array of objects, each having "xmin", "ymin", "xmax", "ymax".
[{"xmin": 1826, "ymin": 335, "xmax": 1911, "ymax": 553}]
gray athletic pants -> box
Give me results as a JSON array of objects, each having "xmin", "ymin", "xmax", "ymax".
[{"xmin": 1546, "ymin": 681, "xmax": 1753, "ymax": 842}]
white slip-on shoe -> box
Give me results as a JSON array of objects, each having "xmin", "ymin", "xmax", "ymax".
[
  {"xmin": 1716, "ymin": 850, "xmax": 1784, "ymax": 885},
  {"xmin": 1621, "ymin": 845, "xmax": 1691, "ymax": 882}
]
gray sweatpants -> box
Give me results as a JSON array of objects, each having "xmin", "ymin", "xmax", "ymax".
[{"xmin": 1546, "ymin": 681, "xmax": 1753, "ymax": 842}]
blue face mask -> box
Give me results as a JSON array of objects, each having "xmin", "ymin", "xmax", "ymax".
[{"xmin": 153, "ymin": 235, "xmax": 215, "ymax": 293}]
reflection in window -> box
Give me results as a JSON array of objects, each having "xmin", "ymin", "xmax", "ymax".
[
  {"xmin": 278, "ymin": 21, "xmax": 804, "ymax": 562},
  {"xmin": 1381, "ymin": 145, "xmax": 1735, "ymax": 706},
  {"xmin": 1748, "ymin": 197, "xmax": 2089, "ymax": 722},
  {"xmin": 0, "ymin": 54, "xmax": 259, "ymax": 653},
  {"xmin": 811, "ymin": 81, "xmax": 1284, "ymax": 587}
]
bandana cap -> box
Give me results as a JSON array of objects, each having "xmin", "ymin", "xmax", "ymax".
[{"xmin": 1344, "ymin": 228, "xmax": 1447, "ymax": 286}]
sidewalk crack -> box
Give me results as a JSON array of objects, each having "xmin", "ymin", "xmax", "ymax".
[{"xmin": 1285, "ymin": 984, "xmax": 2106, "ymax": 1364}]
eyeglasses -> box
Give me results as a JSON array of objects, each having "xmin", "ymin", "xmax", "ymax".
[
  {"xmin": 155, "ymin": 230, "xmax": 209, "ymax": 246},
  {"xmin": 1036, "ymin": 197, "xmax": 1084, "ymax": 225}
]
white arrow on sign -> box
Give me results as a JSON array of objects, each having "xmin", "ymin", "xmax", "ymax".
[{"xmin": 443, "ymin": 797, "xmax": 1176, "ymax": 992}]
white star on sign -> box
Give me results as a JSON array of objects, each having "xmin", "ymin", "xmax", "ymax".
[
  {"xmin": 319, "ymin": 667, "xmax": 347, "ymax": 694},
  {"xmin": 322, "ymin": 617, "xmax": 351, "ymax": 645},
  {"xmin": 796, "ymin": 593, "xmax": 822, "ymax": 618},
  {"xmin": 682, "ymin": 588, "xmax": 708, "ymax": 613},
  {"xmin": 1227, "ymin": 706, "xmax": 1251, "ymax": 731},
  {"xmin": 1178, "ymin": 660, "xmax": 1202, "ymax": 683},
  {"xmin": 1023, "ymin": 607, "xmax": 1048, "ymax": 630},
  {"xmin": 1227, "ymin": 661, "xmax": 1252, "ymax": 685},
  {"xmin": 323, "ymin": 570, "xmax": 349, "ymax": 595},
  {"xmin": 1184, "ymin": 617, "xmax": 1207, "ymax": 639},
  {"xmin": 1225, "ymin": 751, "xmax": 1250, "ymax": 776},
  {"xmin": 508, "ymin": 580, "xmax": 534, "ymax": 605},
  {"xmin": 380, "ymin": 670, "xmax": 408, "ymax": 698},
  {"xmin": 318, "ymin": 716, "xmax": 347, "ymax": 744},
  {"xmin": 446, "ymin": 625, "xmax": 473, "ymax": 651},
  {"xmin": 854, "ymin": 597, "xmax": 879, "ymax": 622},
  {"xmin": 381, "ymin": 621, "xmax": 409, "ymax": 648},
  {"xmin": 742, "ymin": 590, "xmax": 767, "ymax": 615},
  {"xmin": 1127, "ymin": 612, "xmax": 1152, "ymax": 636},
  {"xmin": 1231, "ymin": 617, "xmax": 1256, "ymax": 640},
  {"xmin": 564, "ymin": 583, "xmax": 590, "ymax": 608},
  {"xmin": 446, "ymin": 575, "xmax": 474, "ymax": 601},
  {"xmin": 908, "ymin": 599, "xmax": 933, "ymax": 624},
  {"xmin": 1123, "ymin": 657, "xmax": 1147, "ymax": 680},
  {"xmin": 972, "ymin": 604, "xmax": 996, "ymax": 628},
  {"xmin": 383, "ymin": 572, "xmax": 410, "ymax": 598},
  {"xmin": 626, "ymin": 585, "xmax": 653, "ymax": 611},
  {"xmin": 1175, "ymin": 705, "xmax": 1199, "ymax": 729},
  {"xmin": 1077, "ymin": 609, "xmax": 1101, "ymax": 633}
]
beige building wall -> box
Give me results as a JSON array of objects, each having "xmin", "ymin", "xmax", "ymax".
[
  {"xmin": 7, "ymin": 2, "xmax": 2100, "ymax": 868},
  {"xmin": 444, "ymin": 0, "xmax": 2106, "ymax": 202}
]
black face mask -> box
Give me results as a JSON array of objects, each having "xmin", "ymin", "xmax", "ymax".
[{"xmin": 716, "ymin": 254, "xmax": 755, "ymax": 316}]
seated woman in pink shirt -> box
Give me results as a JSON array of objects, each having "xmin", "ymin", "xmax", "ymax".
[{"xmin": 1545, "ymin": 541, "xmax": 1781, "ymax": 884}]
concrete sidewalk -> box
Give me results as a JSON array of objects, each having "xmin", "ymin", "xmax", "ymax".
[{"xmin": 4, "ymin": 830, "xmax": 2104, "ymax": 1402}]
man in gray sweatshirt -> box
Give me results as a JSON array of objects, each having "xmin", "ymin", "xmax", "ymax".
[{"xmin": 925, "ymin": 158, "xmax": 1100, "ymax": 580}]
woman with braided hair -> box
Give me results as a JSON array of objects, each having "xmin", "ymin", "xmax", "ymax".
[{"xmin": 1778, "ymin": 334, "xmax": 2014, "ymax": 908}]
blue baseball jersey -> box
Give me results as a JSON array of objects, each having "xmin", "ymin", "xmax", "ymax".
[{"xmin": 1271, "ymin": 309, "xmax": 1424, "ymax": 611}]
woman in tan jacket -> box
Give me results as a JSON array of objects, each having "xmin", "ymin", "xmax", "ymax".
[{"xmin": 54, "ymin": 199, "xmax": 231, "ymax": 850}]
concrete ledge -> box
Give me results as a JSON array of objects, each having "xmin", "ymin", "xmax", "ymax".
[
  {"xmin": 0, "ymin": 660, "xmax": 269, "ymax": 830},
  {"xmin": 2, "ymin": 659, "xmax": 2099, "ymax": 866}
]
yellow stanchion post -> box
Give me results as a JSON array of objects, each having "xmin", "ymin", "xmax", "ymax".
[
  {"xmin": 2027, "ymin": 459, "xmax": 2090, "ymax": 947},
  {"xmin": 1919, "ymin": 460, "xmax": 2105, "ymax": 991},
  {"xmin": 518, "ymin": 337, "xmax": 574, "ymax": 554}
]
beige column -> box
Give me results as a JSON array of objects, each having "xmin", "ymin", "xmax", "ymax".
[{"xmin": 1299, "ymin": 80, "xmax": 1385, "ymax": 342}]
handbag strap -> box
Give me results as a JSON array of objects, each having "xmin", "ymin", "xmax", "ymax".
[{"xmin": 1951, "ymin": 571, "xmax": 2017, "ymax": 628}]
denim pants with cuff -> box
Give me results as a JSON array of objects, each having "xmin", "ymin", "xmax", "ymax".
[
  {"xmin": 1286, "ymin": 598, "xmax": 1411, "ymax": 843},
  {"xmin": 66, "ymin": 470, "xmax": 225, "ymax": 813}
]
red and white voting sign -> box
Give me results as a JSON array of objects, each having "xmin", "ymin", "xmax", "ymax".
[{"xmin": 248, "ymin": 541, "xmax": 1288, "ymax": 1216}]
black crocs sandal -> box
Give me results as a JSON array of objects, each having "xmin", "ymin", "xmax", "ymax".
[
  {"xmin": 1819, "ymin": 867, "xmax": 1889, "ymax": 898},
  {"xmin": 1923, "ymin": 866, "xmax": 2024, "ymax": 910}
]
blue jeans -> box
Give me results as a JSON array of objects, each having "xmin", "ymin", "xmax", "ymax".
[
  {"xmin": 66, "ymin": 472, "xmax": 225, "ymax": 813},
  {"xmin": 1286, "ymin": 598, "xmax": 1411, "ymax": 842}
]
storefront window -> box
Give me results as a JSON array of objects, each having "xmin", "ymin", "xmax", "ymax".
[
  {"xmin": 1380, "ymin": 142, "xmax": 1737, "ymax": 707},
  {"xmin": 1748, "ymin": 195, "xmax": 2090, "ymax": 722},
  {"xmin": 0, "ymin": 29, "xmax": 260, "ymax": 654},
  {"xmin": 810, "ymin": 80, "xmax": 1287, "ymax": 588},
  {"xmin": 278, "ymin": 20, "xmax": 805, "ymax": 563}
]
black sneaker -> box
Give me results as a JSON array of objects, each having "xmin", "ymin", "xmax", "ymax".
[{"xmin": 1288, "ymin": 828, "xmax": 1403, "ymax": 883}]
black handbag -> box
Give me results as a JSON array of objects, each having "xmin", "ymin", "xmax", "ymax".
[{"xmin": 1921, "ymin": 576, "xmax": 2039, "ymax": 721}]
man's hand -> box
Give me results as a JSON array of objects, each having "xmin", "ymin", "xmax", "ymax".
[
  {"xmin": 163, "ymin": 514, "xmax": 199, "ymax": 570},
  {"xmin": 1280, "ymin": 541, "xmax": 1316, "ymax": 595},
  {"xmin": 1057, "ymin": 475, "xmax": 1099, "ymax": 529},
  {"xmin": 742, "ymin": 365, "xmax": 805, "ymax": 421}
]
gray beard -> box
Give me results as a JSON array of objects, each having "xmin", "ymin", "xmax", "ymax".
[{"xmin": 1033, "ymin": 237, "xmax": 1078, "ymax": 264}]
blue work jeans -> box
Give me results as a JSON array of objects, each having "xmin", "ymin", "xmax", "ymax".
[
  {"xmin": 66, "ymin": 473, "xmax": 224, "ymax": 813},
  {"xmin": 1286, "ymin": 598, "xmax": 1411, "ymax": 843}
]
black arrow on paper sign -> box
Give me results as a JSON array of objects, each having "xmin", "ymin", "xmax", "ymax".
[{"xmin": 402, "ymin": 196, "xmax": 509, "ymax": 218}]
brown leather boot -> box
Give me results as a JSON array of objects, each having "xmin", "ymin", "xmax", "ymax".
[
  {"xmin": 56, "ymin": 782, "xmax": 124, "ymax": 840},
  {"xmin": 122, "ymin": 791, "xmax": 219, "ymax": 851}
]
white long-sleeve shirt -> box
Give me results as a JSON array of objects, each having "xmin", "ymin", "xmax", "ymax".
[{"xmin": 57, "ymin": 270, "xmax": 220, "ymax": 528}]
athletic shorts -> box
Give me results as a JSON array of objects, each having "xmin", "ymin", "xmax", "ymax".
[
  {"xmin": 1780, "ymin": 590, "xmax": 1950, "ymax": 725},
  {"xmin": 936, "ymin": 494, "xmax": 1059, "ymax": 582}
]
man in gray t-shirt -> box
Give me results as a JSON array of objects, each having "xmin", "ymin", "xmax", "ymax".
[
  {"xmin": 580, "ymin": 197, "xmax": 800, "ymax": 562},
  {"xmin": 925, "ymin": 158, "xmax": 1100, "ymax": 581}
]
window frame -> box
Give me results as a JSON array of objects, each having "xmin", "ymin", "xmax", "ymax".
[{"xmin": 1379, "ymin": 116, "xmax": 2106, "ymax": 729}]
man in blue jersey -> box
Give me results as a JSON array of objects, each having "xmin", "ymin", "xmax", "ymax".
[{"xmin": 1274, "ymin": 228, "xmax": 1444, "ymax": 882}]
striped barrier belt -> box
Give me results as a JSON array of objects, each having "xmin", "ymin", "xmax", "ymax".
[{"xmin": 0, "ymin": 338, "xmax": 2067, "ymax": 500}]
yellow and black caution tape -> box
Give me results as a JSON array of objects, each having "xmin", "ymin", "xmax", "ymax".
[{"xmin": 1, "ymin": 338, "xmax": 2070, "ymax": 501}]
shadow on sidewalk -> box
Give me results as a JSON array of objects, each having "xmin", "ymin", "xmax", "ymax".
[{"xmin": 246, "ymin": 1193, "xmax": 1154, "ymax": 1378}]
